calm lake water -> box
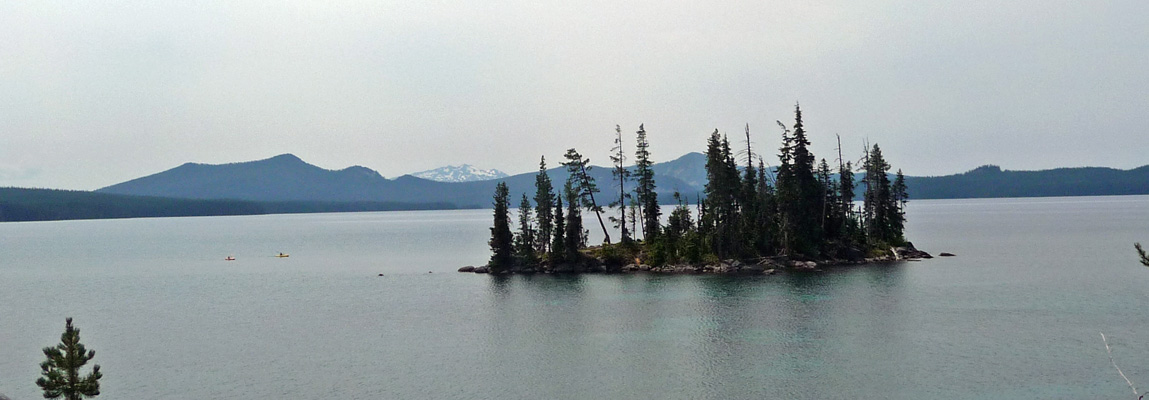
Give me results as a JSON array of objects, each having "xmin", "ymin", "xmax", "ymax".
[{"xmin": 2, "ymin": 196, "xmax": 1149, "ymax": 399}]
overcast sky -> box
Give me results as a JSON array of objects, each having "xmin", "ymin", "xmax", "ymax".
[{"xmin": 2, "ymin": 1, "xmax": 1146, "ymax": 190}]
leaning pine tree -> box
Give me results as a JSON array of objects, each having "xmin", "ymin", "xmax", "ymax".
[
  {"xmin": 562, "ymin": 148, "xmax": 611, "ymax": 244},
  {"xmin": 37, "ymin": 318, "xmax": 102, "ymax": 400},
  {"xmin": 488, "ymin": 182, "xmax": 514, "ymax": 272}
]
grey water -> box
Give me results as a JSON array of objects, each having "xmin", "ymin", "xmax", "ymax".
[{"xmin": 2, "ymin": 195, "xmax": 1149, "ymax": 399}]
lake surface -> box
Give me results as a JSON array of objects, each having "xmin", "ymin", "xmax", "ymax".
[{"xmin": 2, "ymin": 196, "xmax": 1149, "ymax": 399}]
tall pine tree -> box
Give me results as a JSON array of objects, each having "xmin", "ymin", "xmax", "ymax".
[
  {"xmin": 739, "ymin": 124, "xmax": 761, "ymax": 257},
  {"xmin": 563, "ymin": 180, "xmax": 585, "ymax": 261},
  {"xmin": 818, "ymin": 158, "xmax": 840, "ymax": 242},
  {"xmin": 755, "ymin": 158, "xmax": 779, "ymax": 255},
  {"xmin": 863, "ymin": 144, "xmax": 903, "ymax": 245},
  {"xmin": 839, "ymin": 160, "xmax": 859, "ymax": 243},
  {"xmin": 533, "ymin": 156, "xmax": 555, "ymax": 254},
  {"xmin": 488, "ymin": 182, "xmax": 514, "ymax": 272},
  {"xmin": 892, "ymin": 168, "xmax": 908, "ymax": 241},
  {"xmin": 550, "ymin": 196, "xmax": 566, "ymax": 265},
  {"xmin": 608, "ymin": 125, "xmax": 632, "ymax": 243},
  {"xmin": 775, "ymin": 105, "xmax": 823, "ymax": 255},
  {"xmin": 701, "ymin": 130, "xmax": 742, "ymax": 258},
  {"xmin": 634, "ymin": 124, "xmax": 660, "ymax": 240},
  {"xmin": 514, "ymin": 194, "xmax": 537, "ymax": 266}
]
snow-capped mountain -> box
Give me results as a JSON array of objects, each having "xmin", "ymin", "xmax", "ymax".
[{"xmin": 409, "ymin": 164, "xmax": 509, "ymax": 182}]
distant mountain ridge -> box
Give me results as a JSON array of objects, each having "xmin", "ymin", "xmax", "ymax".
[
  {"xmin": 99, "ymin": 154, "xmax": 390, "ymax": 202},
  {"xmin": 411, "ymin": 164, "xmax": 508, "ymax": 182},
  {"xmin": 95, "ymin": 153, "xmax": 1149, "ymax": 213},
  {"xmin": 97, "ymin": 153, "xmax": 709, "ymax": 208},
  {"xmin": 904, "ymin": 164, "xmax": 1149, "ymax": 199}
]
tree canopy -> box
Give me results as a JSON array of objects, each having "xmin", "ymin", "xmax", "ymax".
[{"xmin": 485, "ymin": 111, "xmax": 910, "ymax": 271}]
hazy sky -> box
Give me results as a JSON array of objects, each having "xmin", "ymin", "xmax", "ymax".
[{"xmin": 2, "ymin": 1, "xmax": 1146, "ymax": 190}]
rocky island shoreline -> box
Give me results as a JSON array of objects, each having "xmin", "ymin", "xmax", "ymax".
[
  {"xmin": 460, "ymin": 243, "xmax": 937, "ymax": 275},
  {"xmin": 471, "ymin": 108, "xmax": 935, "ymax": 279}
]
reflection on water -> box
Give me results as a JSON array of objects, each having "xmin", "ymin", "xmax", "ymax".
[{"xmin": 471, "ymin": 267, "xmax": 918, "ymax": 399}]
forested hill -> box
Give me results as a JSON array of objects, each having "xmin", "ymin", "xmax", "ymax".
[
  {"xmin": 904, "ymin": 165, "xmax": 1149, "ymax": 199},
  {"xmin": 0, "ymin": 187, "xmax": 453, "ymax": 222}
]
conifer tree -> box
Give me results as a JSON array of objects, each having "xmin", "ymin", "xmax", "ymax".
[
  {"xmin": 533, "ymin": 156, "xmax": 555, "ymax": 254},
  {"xmin": 550, "ymin": 196, "xmax": 566, "ymax": 264},
  {"xmin": 818, "ymin": 158, "xmax": 841, "ymax": 242},
  {"xmin": 739, "ymin": 124, "xmax": 761, "ymax": 256},
  {"xmin": 562, "ymin": 148, "xmax": 611, "ymax": 244},
  {"xmin": 562, "ymin": 180, "xmax": 585, "ymax": 261},
  {"xmin": 1137, "ymin": 243, "xmax": 1149, "ymax": 267},
  {"xmin": 839, "ymin": 161, "xmax": 856, "ymax": 216},
  {"xmin": 488, "ymin": 182, "xmax": 514, "ymax": 271},
  {"xmin": 839, "ymin": 160, "xmax": 858, "ymax": 242},
  {"xmin": 36, "ymin": 318, "xmax": 102, "ymax": 400},
  {"xmin": 893, "ymin": 169, "xmax": 908, "ymax": 211},
  {"xmin": 775, "ymin": 105, "xmax": 823, "ymax": 255},
  {"xmin": 608, "ymin": 125, "xmax": 632, "ymax": 243},
  {"xmin": 514, "ymin": 194, "xmax": 537, "ymax": 266},
  {"xmin": 863, "ymin": 144, "xmax": 903, "ymax": 245},
  {"xmin": 755, "ymin": 158, "xmax": 779, "ymax": 255},
  {"xmin": 775, "ymin": 121, "xmax": 795, "ymax": 254},
  {"xmin": 892, "ymin": 168, "xmax": 908, "ymax": 240},
  {"xmin": 634, "ymin": 124, "xmax": 660, "ymax": 240},
  {"xmin": 664, "ymin": 192, "xmax": 695, "ymax": 263},
  {"xmin": 700, "ymin": 130, "xmax": 742, "ymax": 258}
]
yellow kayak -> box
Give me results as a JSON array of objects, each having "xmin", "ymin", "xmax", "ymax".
[{"xmin": 276, "ymin": 253, "xmax": 290, "ymax": 258}]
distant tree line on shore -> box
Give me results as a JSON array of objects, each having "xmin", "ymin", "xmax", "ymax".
[
  {"xmin": 488, "ymin": 105, "xmax": 909, "ymax": 272},
  {"xmin": 0, "ymin": 188, "xmax": 454, "ymax": 222}
]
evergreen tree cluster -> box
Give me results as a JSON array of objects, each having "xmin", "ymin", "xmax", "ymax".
[{"xmin": 487, "ymin": 106, "xmax": 910, "ymax": 271}]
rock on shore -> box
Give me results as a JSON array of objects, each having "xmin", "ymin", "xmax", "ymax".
[{"xmin": 893, "ymin": 242, "xmax": 933, "ymax": 260}]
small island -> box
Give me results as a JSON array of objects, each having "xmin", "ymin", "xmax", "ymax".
[{"xmin": 462, "ymin": 106, "xmax": 931, "ymax": 275}]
